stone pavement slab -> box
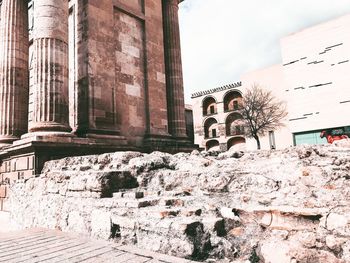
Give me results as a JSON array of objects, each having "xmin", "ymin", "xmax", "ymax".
[{"xmin": 0, "ymin": 228, "xmax": 197, "ymax": 263}]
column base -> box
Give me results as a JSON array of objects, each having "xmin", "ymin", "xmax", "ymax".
[
  {"xmin": 0, "ymin": 135, "xmax": 19, "ymax": 146},
  {"xmin": 20, "ymin": 131, "xmax": 75, "ymax": 144},
  {"xmin": 18, "ymin": 131, "xmax": 129, "ymax": 148},
  {"xmin": 29, "ymin": 122, "xmax": 72, "ymax": 133}
]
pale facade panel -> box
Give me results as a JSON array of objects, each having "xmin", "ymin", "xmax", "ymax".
[{"xmin": 281, "ymin": 14, "xmax": 350, "ymax": 134}]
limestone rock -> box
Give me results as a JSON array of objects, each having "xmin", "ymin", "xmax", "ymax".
[
  {"xmin": 91, "ymin": 210, "xmax": 112, "ymax": 240},
  {"xmin": 258, "ymin": 240, "xmax": 292, "ymax": 263},
  {"xmin": 7, "ymin": 144, "xmax": 350, "ymax": 262},
  {"xmin": 326, "ymin": 235, "xmax": 347, "ymax": 252},
  {"xmin": 326, "ymin": 213, "xmax": 348, "ymax": 231}
]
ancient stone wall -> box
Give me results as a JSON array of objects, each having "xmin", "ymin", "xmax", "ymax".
[
  {"xmin": 66, "ymin": 0, "xmax": 170, "ymax": 143},
  {"xmin": 114, "ymin": 7, "xmax": 147, "ymax": 145},
  {"xmin": 7, "ymin": 140, "xmax": 350, "ymax": 262}
]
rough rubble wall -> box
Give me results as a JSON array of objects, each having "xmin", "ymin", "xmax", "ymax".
[{"xmin": 7, "ymin": 140, "xmax": 350, "ymax": 262}]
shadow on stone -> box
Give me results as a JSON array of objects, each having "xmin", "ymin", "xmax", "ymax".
[
  {"xmin": 101, "ymin": 171, "xmax": 138, "ymax": 198},
  {"xmin": 110, "ymin": 223, "xmax": 121, "ymax": 239},
  {"xmin": 185, "ymin": 222, "xmax": 212, "ymax": 261}
]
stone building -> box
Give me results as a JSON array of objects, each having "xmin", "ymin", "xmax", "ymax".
[
  {"xmin": 191, "ymin": 82, "xmax": 246, "ymax": 152},
  {"xmin": 0, "ymin": 0, "xmax": 193, "ymax": 181}
]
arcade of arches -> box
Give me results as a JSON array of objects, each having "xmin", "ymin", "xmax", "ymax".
[{"xmin": 200, "ymin": 90, "xmax": 246, "ymax": 151}]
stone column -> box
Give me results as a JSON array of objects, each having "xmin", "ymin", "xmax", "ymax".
[
  {"xmin": 162, "ymin": 0, "xmax": 187, "ymax": 138},
  {"xmin": 29, "ymin": 0, "xmax": 71, "ymax": 133},
  {"xmin": 0, "ymin": 0, "xmax": 29, "ymax": 144}
]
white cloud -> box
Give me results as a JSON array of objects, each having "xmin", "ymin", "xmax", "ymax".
[{"xmin": 179, "ymin": 0, "xmax": 350, "ymax": 102}]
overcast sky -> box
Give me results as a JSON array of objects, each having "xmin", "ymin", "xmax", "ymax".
[{"xmin": 179, "ymin": 0, "xmax": 350, "ymax": 103}]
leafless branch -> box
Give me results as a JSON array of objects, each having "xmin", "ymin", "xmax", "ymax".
[{"xmin": 240, "ymin": 84, "xmax": 288, "ymax": 149}]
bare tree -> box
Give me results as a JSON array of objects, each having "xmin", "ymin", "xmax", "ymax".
[{"xmin": 240, "ymin": 84, "xmax": 288, "ymax": 150}]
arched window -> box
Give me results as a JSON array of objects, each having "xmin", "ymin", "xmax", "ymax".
[
  {"xmin": 227, "ymin": 137, "xmax": 246, "ymax": 150},
  {"xmin": 202, "ymin": 96, "xmax": 217, "ymax": 116},
  {"xmin": 204, "ymin": 117, "xmax": 218, "ymax": 139},
  {"xmin": 225, "ymin": 113, "xmax": 245, "ymax": 136},
  {"xmin": 223, "ymin": 91, "xmax": 242, "ymax": 112},
  {"xmin": 206, "ymin": 140, "xmax": 220, "ymax": 151}
]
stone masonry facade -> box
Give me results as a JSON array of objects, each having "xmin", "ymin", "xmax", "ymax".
[{"xmin": 0, "ymin": 0, "xmax": 193, "ymax": 183}]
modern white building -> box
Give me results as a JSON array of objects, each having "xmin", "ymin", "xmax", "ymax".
[{"xmin": 192, "ymin": 13, "xmax": 350, "ymax": 151}]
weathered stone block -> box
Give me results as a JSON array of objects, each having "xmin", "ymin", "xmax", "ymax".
[{"xmin": 91, "ymin": 210, "xmax": 112, "ymax": 240}]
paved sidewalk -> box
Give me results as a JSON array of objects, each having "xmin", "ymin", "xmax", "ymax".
[{"xmin": 0, "ymin": 228, "xmax": 197, "ymax": 263}]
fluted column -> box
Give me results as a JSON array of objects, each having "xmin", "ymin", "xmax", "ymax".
[
  {"xmin": 0, "ymin": 0, "xmax": 29, "ymax": 144},
  {"xmin": 29, "ymin": 0, "xmax": 71, "ymax": 133},
  {"xmin": 162, "ymin": 0, "xmax": 187, "ymax": 138}
]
